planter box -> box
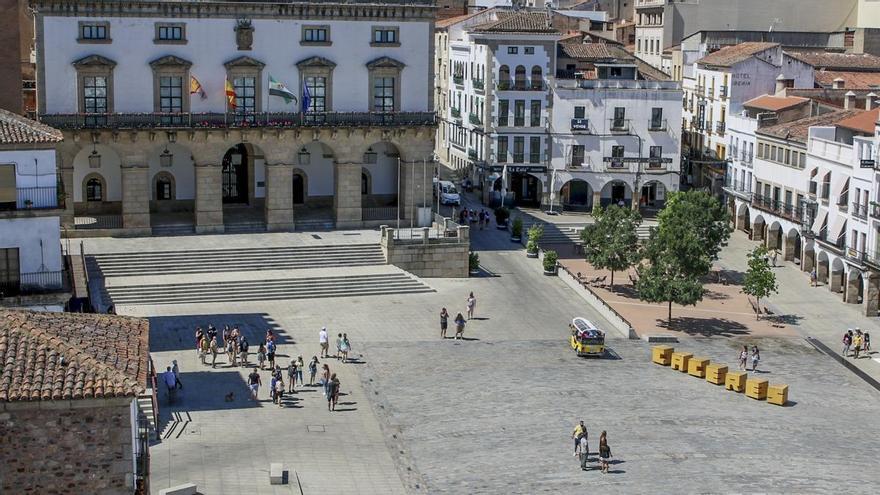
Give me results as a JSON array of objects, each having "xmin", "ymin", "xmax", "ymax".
[
  {"xmin": 510, "ymin": 236, "xmax": 521, "ymax": 242},
  {"xmin": 543, "ymin": 269, "xmax": 557, "ymax": 276},
  {"xmin": 527, "ymin": 251, "xmax": 539, "ymax": 258}
]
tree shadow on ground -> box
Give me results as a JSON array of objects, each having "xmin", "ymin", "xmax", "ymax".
[
  {"xmin": 703, "ymin": 290, "xmax": 731, "ymax": 301},
  {"xmin": 657, "ymin": 317, "xmax": 750, "ymax": 337},
  {"xmin": 148, "ymin": 313, "xmax": 289, "ymax": 352},
  {"xmin": 763, "ymin": 313, "xmax": 803, "ymax": 327}
]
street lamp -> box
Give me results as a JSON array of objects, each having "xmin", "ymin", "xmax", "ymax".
[{"xmin": 88, "ymin": 134, "xmax": 101, "ymax": 168}]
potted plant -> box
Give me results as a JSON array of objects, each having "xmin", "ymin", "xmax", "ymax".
[
  {"xmin": 469, "ymin": 251, "xmax": 480, "ymax": 276},
  {"xmin": 526, "ymin": 224, "xmax": 543, "ymax": 258},
  {"xmin": 510, "ymin": 217, "xmax": 523, "ymax": 242},
  {"xmin": 542, "ymin": 250, "xmax": 558, "ymax": 275},
  {"xmin": 494, "ymin": 206, "xmax": 510, "ymax": 229},
  {"xmin": 23, "ymin": 199, "xmax": 33, "ymax": 208}
]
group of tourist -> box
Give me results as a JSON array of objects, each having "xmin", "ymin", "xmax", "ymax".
[
  {"xmin": 439, "ymin": 292, "xmax": 478, "ymax": 339},
  {"xmin": 738, "ymin": 345, "xmax": 761, "ymax": 372},
  {"xmin": 842, "ymin": 328, "xmax": 871, "ymax": 359},
  {"xmin": 458, "ymin": 208, "xmax": 492, "ymax": 230},
  {"xmin": 317, "ymin": 327, "xmax": 355, "ymax": 362},
  {"xmin": 571, "ymin": 421, "xmax": 613, "ymax": 473}
]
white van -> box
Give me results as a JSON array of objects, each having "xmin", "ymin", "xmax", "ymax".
[{"xmin": 436, "ymin": 180, "xmax": 461, "ymax": 206}]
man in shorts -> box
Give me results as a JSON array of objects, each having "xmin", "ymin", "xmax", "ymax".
[
  {"xmin": 319, "ymin": 326, "xmax": 329, "ymax": 358},
  {"xmin": 248, "ymin": 369, "xmax": 261, "ymax": 401}
]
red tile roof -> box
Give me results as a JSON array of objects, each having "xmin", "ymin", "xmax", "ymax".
[
  {"xmin": 743, "ymin": 95, "xmax": 809, "ymax": 112},
  {"xmin": 436, "ymin": 11, "xmax": 484, "ymax": 29},
  {"xmin": 0, "ymin": 109, "xmax": 63, "ymax": 145},
  {"xmin": 785, "ymin": 51, "xmax": 880, "ymax": 71},
  {"xmin": 696, "ymin": 42, "xmax": 779, "ymax": 68},
  {"xmin": 756, "ymin": 109, "xmax": 863, "ymax": 144},
  {"xmin": 815, "ymin": 70, "xmax": 880, "ymax": 89},
  {"xmin": 0, "ymin": 310, "xmax": 149, "ymax": 402},
  {"xmin": 835, "ymin": 108, "xmax": 880, "ymax": 135},
  {"xmin": 471, "ymin": 11, "xmax": 558, "ymax": 34},
  {"xmin": 560, "ymin": 43, "xmax": 613, "ymax": 60}
]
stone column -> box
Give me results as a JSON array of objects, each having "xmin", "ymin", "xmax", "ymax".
[
  {"xmin": 782, "ymin": 234, "xmax": 796, "ymax": 261},
  {"xmin": 751, "ymin": 221, "xmax": 764, "ymax": 241},
  {"xmin": 265, "ymin": 163, "xmax": 294, "ymax": 231},
  {"xmin": 864, "ymin": 272, "xmax": 880, "ymax": 316},
  {"xmin": 60, "ymin": 164, "xmax": 75, "ymax": 230},
  {"xmin": 802, "ymin": 247, "xmax": 815, "ymax": 273},
  {"xmin": 335, "ymin": 162, "xmax": 362, "ymax": 229},
  {"xmin": 829, "ymin": 268, "xmax": 843, "ymax": 294},
  {"xmin": 400, "ymin": 161, "xmax": 432, "ymax": 227},
  {"xmin": 591, "ymin": 191, "xmax": 602, "ymax": 214},
  {"xmin": 844, "ymin": 272, "xmax": 860, "ymax": 304},
  {"xmin": 817, "ymin": 259, "xmax": 828, "ymax": 285},
  {"xmin": 120, "ymin": 159, "xmax": 151, "ymax": 233},
  {"xmin": 194, "ymin": 163, "xmax": 224, "ymax": 234}
]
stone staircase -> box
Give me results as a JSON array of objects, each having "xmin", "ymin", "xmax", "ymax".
[
  {"xmin": 87, "ymin": 244, "xmax": 386, "ymax": 277},
  {"xmin": 137, "ymin": 391, "xmax": 158, "ymax": 439},
  {"xmin": 151, "ymin": 224, "xmax": 196, "ymax": 236},
  {"xmin": 100, "ymin": 271, "xmax": 432, "ymax": 306},
  {"xmin": 295, "ymin": 218, "xmax": 336, "ymax": 231},
  {"xmin": 520, "ymin": 219, "xmax": 654, "ymax": 249}
]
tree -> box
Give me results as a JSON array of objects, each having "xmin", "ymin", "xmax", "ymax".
[
  {"xmin": 635, "ymin": 190, "xmax": 732, "ymax": 325},
  {"xmin": 743, "ymin": 246, "xmax": 778, "ymax": 319},
  {"xmin": 581, "ymin": 205, "xmax": 641, "ymax": 287}
]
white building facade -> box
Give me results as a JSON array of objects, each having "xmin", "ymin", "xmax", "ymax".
[
  {"xmin": 0, "ymin": 110, "xmax": 65, "ymax": 296},
  {"xmin": 35, "ymin": 0, "xmax": 437, "ymax": 234}
]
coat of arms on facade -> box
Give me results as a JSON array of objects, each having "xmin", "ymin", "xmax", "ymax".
[{"xmin": 235, "ymin": 18, "xmax": 254, "ymax": 50}]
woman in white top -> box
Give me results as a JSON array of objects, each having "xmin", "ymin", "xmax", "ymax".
[{"xmin": 466, "ymin": 292, "xmax": 476, "ymax": 320}]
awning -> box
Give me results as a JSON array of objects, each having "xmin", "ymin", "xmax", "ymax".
[
  {"xmin": 811, "ymin": 209, "xmax": 828, "ymax": 233},
  {"xmin": 831, "ymin": 177, "xmax": 849, "ymax": 202},
  {"xmin": 827, "ymin": 213, "xmax": 847, "ymax": 240}
]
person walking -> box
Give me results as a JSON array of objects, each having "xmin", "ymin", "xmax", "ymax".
[
  {"xmin": 321, "ymin": 364, "xmax": 331, "ymax": 397},
  {"xmin": 163, "ymin": 366, "xmax": 177, "ymax": 400},
  {"xmin": 340, "ymin": 334, "xmax": 351, "ymax": 363},
  {"xmin": 577, "ymin": 433, "xmax": 589, "ymax": 471},
  {"xmin": 199, "ymin": 335, "xmax": 210, "ymax": 366},
  {"xmin": 750, "ymin": 346, "xmax": 761, "ymax": 372},
  {"xmin": 257, "ymin": 343, "xmax": 267, "ymax": 370},
  {"xmin": 206, "ymin": 325, "xmax": 217, "ymax": 347},
  {"xmin": 172, "ymin": 360, "xmax": 183, "ymax": 390},
  {"xmin": 739, "ymin": 345, "xmax": 748, "ymax": 371},
  {"xmin": 843, "ymin": 330, "xmax": 853, "ymax": 357},
  {"xmin": 239, "ymin": 335, "xmax": 249, "ymax": 367},
  {"xmin": 864, "ymin": 332, "xmax": 871, "ymax": 353},
  {"xmin": 466, "ymin": 292, "xmax": 476, "ymax": 320},
  {"xmin": 571, "ymin": 421, "xmax": 586, "ymax": 455},
  {"xmin": 225, "ymin": 339, "xmax": 235, "ymax": 367},
  {"xmin": 440, "ymin": 308, "xmax": 449, "ymax": 339},
  {"xmin": 335, "ymin": 333, "xmax": 343, "ymax": 359},
  {"xmin": 195, "ymin": 327, "xmax": 204, "ymax": 352},
  {"xmin": 810, "ymin": 268, "xmax": 818, "ymax": 287},
  {"xmin": 275, "ymin": 376, "xmax": 285, "ymax": 407},
  {"xmin": 454, "ymin": 312, "xmax": 466, "ymax": 340},
  {"xmin": 269, "ymin": 373, "xmax": 278, "ymax": 404},
  {"xmin": 295, "ymin": 356, "xmax": 305, "ymax": 386},
  {"xmin": 770, "ymin": 249, "xmax": 778, "ymax": 267},
  {"xmin": 319, "ymin": 327, "xmax": 330, "ymax": 358},
  {"xmin": 598, "ymin": 431, "xmax": 612, "ymax": 474},
  {"xmin": 287, "ymin": 358, "xmax": 298, "ymax": 393},
  {"xmin": 248, "ymin": 369, "xmax": 261, "ymax": 401},
  {"xmin": 308, "ymin": 356, "xmax": 319, "ymax": 386},
  {"xmin": 853, "ymin": 331, "xmax": 863, "ymax": 359},
  {"xmin": 210, "ymin": 336, "xmax": 219, "ymax": 368},
  {"xmin": 327, "ymin": 373, "xmax": 340, "ymax": 411},
  {"xmin": 266, "ymin": 339, "xmax": 277, "ymax": 370}
]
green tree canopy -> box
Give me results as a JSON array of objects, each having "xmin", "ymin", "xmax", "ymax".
[
  {"xmin": 581, "ymin": 205, "xmax": 642, "ymax": 287},
  {"xmin": 743, "ymin": 245, "xmax": 778, "ymax": 319}
]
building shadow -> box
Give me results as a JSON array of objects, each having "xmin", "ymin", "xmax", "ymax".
[
  {"xmin": 657, "ymin": 317, "xmax": 750, "ymax": 337},
  {"xmin": 156, "ymin": 370, "xmax": 260, "ymax": 435},
  {"xmin": 148, "ymin": 312, "xmax": 288, "ymax": 353}
]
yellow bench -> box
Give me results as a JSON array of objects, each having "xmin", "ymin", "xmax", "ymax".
[
  {"xmin": 745, "ymin": 377, "xmax": 769, "ymax": 400},
  {"xmin": 652, "ymin": 345, "xmax": 674, "ymax": 366},
  {"xmin": 687, "ymin": 357, "xmax": 710, "ymax": 378},
  {"xmin": 671, "ymin": 352, "xmax": 692, "ymax": 372},
  {"xmin": 767, "ymin": 384, "xmax": 789, "ymax": 406},
  {"xmin": 725, "ymin": 371, "xmax": 747, "ymax": 392},
  {"xmin": 705, "ymin": 363, "xmax": 728, "ymax": 385}
]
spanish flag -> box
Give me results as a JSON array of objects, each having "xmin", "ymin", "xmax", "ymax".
[
  {"xmin": 225, "ymin": 79, "xmax": 236, "ymax": 110},
  {"xmin": 190, "ymin": 75, "xmax": 207, "ymax": 100}
]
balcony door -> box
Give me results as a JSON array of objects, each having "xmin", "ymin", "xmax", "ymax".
[
  {"xmin": 222, "ymin": 144, "xmax": 249, "ymax": 204},
  {"xmin": 0, "ymin": 248, "xmax": 20, "ymax": 296}
]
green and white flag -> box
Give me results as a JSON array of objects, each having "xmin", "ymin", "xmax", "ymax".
[{"xmin": 269, "ymin": 75, "xmax": 297, "ymax": 104}]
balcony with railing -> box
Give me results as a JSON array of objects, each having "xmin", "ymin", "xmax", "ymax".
[
  {"xmin": 872, "ymin": 202, "xmax": 880, "ymax": 219},
  {"xmin": 0, "ymin": 270, "xmax": 66, "ymax": 298},
  {"xmin": 750, "ymin": 194, "xmax": 803, "ymax": 222},
  {"xmin": 450, "ymin": 107, "xmax": 461, "ymax": 119},
  {"xmin": 452, "ymin": 75, "xmax": 464, "ymax": 86},
  {"xmin": 722, "ymin": 178, "xmax": 752, "ymax": 199},
  {"xmin": 719, "ymin": 85, "xmax": 728, "ymax": 98},
  {"xmin": 609, "ymin": 118, "xmax": 631, "ymax": 133},
  {"xmin": 715, "ymin": 121, "xmax": 726, "ymax": 134},
  {"xmin": 468, "ymin": 148, "xmax": 478, "ymax": 160},
  {"xmin": 851, "ymin": 202, "xmax": 868, "ymax": 220},
  {"xmin": 648, "ymin": 118, "xmax": 667, "ymax": 131},
  {"xmin": 471, "ymin": 79, "xmax": 484, "ymax": 91},
  {"xmin": 815, "ymin": 229, "xmax": 846, "ymax": 252},
  {"xmin": 468, "ymin": 113, "xmax": 482, "ymax": 126},
  {"xmin": 740, "ymin": 150, "xmax": 753, "ymax": 166},
  {"xmin": 846, "ymin": 247, "xmax": 868, "ymax": 266},
  {"xmin": 0, "ymin": 186, "xmax": 61, "ymax": 212},
  {"xmin": 40, "ymin": 112, "xmax": 437, "ymax": 130}
]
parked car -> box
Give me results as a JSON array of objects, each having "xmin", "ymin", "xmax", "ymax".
[{"xmin": 436, "ymin": 180, "xmax": 461, "ymax": 206}]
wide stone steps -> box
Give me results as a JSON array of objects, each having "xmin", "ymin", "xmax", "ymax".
[
  {"xmin": 100, "ymin": 272, "xmax": 433, "ymax": 306},
  {"xmin": 88, "ymin": 244, "xmax": 386, "ymax": 277},
  {"xmin": 151, "ymin": 224, "xmax": 196, "ymax": 236},
  {"xmin": 522, "ymin": 221, "xmax": 654, "ymax": 247}
]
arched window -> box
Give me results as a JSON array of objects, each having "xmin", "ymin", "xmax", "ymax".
[
  {"xmin": 514, "ymin": 66, "xmax": 527, "ymax": 89},
  {"xmin": 361, "ymin": 170, "xmax": 371, "ymax": 195},
  {"xmin": 531, "ymin": 66, "xmax": 543, "ymax": 89},
  {"xmin": 498, "ymin": 65, "xmax": 510, "ymax": 89},
  {"xmin": 86, "ymin": 178, "xmax": 103, "ymax": 202}
]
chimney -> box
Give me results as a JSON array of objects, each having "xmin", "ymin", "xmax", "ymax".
[
  {"xmin": 844, "ymin": 90, "xmax": 856, "ymax": 110},
  {"xmin": 775, "ymin": 74, "xmax": 786, "ymax": 95},
  {"xmin": 867, "ymin": 93, "xmax": 878, "ymax": 111},
  {"xmin": 833, "ymin": 77, "xmax": 845, "ymax": 89}
]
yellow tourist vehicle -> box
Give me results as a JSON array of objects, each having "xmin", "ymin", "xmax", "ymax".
[{"xmin": 569, "ymin": 317, "xmax": 606, "ymax": 357}]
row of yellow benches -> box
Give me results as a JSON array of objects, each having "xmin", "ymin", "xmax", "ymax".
[{"xmin": 652, "ymin": 345, "xmax": 789, "ymax": 406}]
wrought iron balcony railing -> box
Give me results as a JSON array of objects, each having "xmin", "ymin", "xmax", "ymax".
[{"xmin": 0, "ymin": 186, "xmax": 61, "ymax": 211}]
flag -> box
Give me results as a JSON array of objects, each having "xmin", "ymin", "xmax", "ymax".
[
  {"xmin": 501, "ymin": 163, "xmax": 508, "ymax": 188},
  {"xmin": 225, "ymin": 79, "xmax": 236, "ymax": 110},
  {"xmin": 189, "ymin": 76, "xmax": 207, "ymax": 100},
  {"xmin": 269, "ymin": 75, "xmax": 297, "ymax": 104},
  {"xmin": 549, "ymin": 168, "xmax": 557, "ymax": 202},
  {"xmin": 301, "ymin": 80, "xmax": 311, "ymax": 113}
]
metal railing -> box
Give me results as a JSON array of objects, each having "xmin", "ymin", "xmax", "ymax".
[
  {"xmin": 0, "ymin": 270, "xmax": 65, "ymax": 298},
  {"xmin": 648, "ymin": 118, "xmax": 667, "ymax": 131},
  {"xmin": 40, "ymin": 111, "xmax": 437, "ymax": 130},
  {"xmin": 750, "ymin": 194, "xmax": 803, "ymax": 222},
  {"xmin": 452, "ymin": 75, "xmax": 464, "ymax": 85},
  {"xmin": 815, "ymin": 229, "xmax": 846, "ymax": 251},
  {"xmin": 723, "ymin": 179, "xmax": 752, "ymax": 195},
  {"xmin": 468, "ymin": 113, "xmax": 482, "ymax": 126},
  {"xmin": 872, "ymin": 203, "xmax": 880, "ymax": 219},
  {"xmin": 715, "ymin": 121, "xmax": 726, "ymax": 133},
  {"xmin": 0, "ymin": 186, "xmax": 60, "ymax": 210},
  {"xmin": 471, "ymin": 79, "xmax": 484, "ymax": 90},
  {"xmin": 75, "ymin": 214, "xmax": 124, "ymax": 230},
  {"xmin": 609, "ymin": 118, "xmax": 630, "ymax": 133},
  {"xmin": 468, "ymin": 149, "xmax": 478, "ymax": 160},
  {"xmin": 846, "ymin": 247, "xmax": 867, "ymax": 265},
  {"xmin": 362, "ymin": 206, "xmax": 398, "ymax": 221},
  {"xmin": 740, "ymin": 151, "xmax": 753, "ymax": 165},
  {"xmin": 852, "ymin": 202, "xmax": 868, "ymax": 219},
  {"xmin": 450, "ymin": 108, "xmax": 461, "ymax": 119}
]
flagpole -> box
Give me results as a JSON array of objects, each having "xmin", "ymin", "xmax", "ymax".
[
  {"xmin": 224, "ymin": 76, "xmax": 228, "ymax": 127},
  {"xmin": 266, "ymin": 74, "xmax": 270, "ymax": 125}
]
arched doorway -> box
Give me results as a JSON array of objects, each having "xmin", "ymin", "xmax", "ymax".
[
  {"xmin": 510, "ymin": 172, "xmax": 541, "ymax": 207},
  {"xmin": 784, "ymin": 228, "xmax": 801, "ymax": 263},
  {"xmin": 817, "ymin": 251, "xmax": 829, "ymax": 286},
  {"xmin": 768, "ymin": 221, "xmax": 782, "ymax": 250},
  {"xmin": 639, "ymin": 181, "xmax": 666, "ymax": 210},
  {"xmin": 752, "ymin": 215, "xmax": 766, "ymax": 242},
  {"xmin": 802, "ymin": 240, "xmax": 815, "ymax": 274},
  {"xmin": 560, "ymin": 179, "xmax": 592, "ymax": 212},
  {"xmin": 360, "ymin": 142, "xmax": 400, "ymax": 222},
  {"xmin": 736, "ymin": 202, "xmax": 750, "ymax": 232},
  {"xmin": 830, "ymin": 257, "xmax": 845, "ymax": 294},
  {"xmin": 295, "ymin": 141, "xmax": 336, "ymax": 226},
  {"xmin": 846, "ymin": 269, "xmax": 864, "ymax": 304},
  {"xmin": 292, "ymin": 173, "xmax": 305, "ymax": 205},
  {"xmin": 72, "ymin": 144, "xmax": 122, "ymax": 216},
  {"xmin": 601, "ymin": 180, "xmax": 632, "ymax": 208},
  {"xmin": 222, "ymin": 143, "xmax": 249, "ymax": 204}
]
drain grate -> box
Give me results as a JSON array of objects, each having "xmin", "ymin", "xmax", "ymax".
[{"xmin": 307, "ymin": 425, "xmax": 326, "ymax": 433}]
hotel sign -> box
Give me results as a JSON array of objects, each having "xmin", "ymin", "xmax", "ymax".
[{"xmin": 860, "ymin": 159, "xmax": 876, "ymax": 169}]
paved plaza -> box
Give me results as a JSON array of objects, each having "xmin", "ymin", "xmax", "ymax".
[{"xmin": 99, "ymin": 200, "xmax": 880, "ymax": 494}]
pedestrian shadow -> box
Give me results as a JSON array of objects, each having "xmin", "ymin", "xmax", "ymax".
[
  {"xmin": 470, "ymin": 317, "xmax": 491, "ymax": 321},
  {"xmin": 148, "ymin": 313, "xmax": 290, "ymax": 353},
  {"xmin": 455, "ymin": 337, "xmax": 481, "ymax": 341}
]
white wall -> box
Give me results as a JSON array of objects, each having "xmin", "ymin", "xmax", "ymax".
[
  {"xmin": 0, "ymin": 149, "xmax": 58, "ymax": 208},
  {"xmin": 42, "ymin": 16, "xmax": 432, "ymax": 114},
  {"xmin": 146, "ymin": 143, "xmax": 195, "ymax": 200},
  {"xmin": 72, "ymin": 145, "xmax": 122, "ymax": 202},
  {"xmin": 0, "ymin": 216, "xmax": 63, "ymax": 273}
]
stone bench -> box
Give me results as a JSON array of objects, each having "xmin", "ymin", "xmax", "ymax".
[
  {"xmin": 270, "ymin": 463, "xmax": 284, "ymax": 485},
  {"xmin": 651, "ymin": 345, "xmax": 674, "ymax": 366},
  {"xmin": 687, "ymin": 357, "xmax": 710, "ymax": 378},
  {"xmin": 671, "ymin": 352, "xmax": 692, "ymax": 372},
  {"xmin": 767, "ymin": 383, "xmax": 789, "ymax": 406},
  {"xmin": 746, "ymin": 377, "xmax": 769, "ymax": 400},
  {"xmin": 705, "ymin": 363, "xmax": 728, "ymax": 385},
  {"xmin": 158, "ymin": 483, "xmax": 197, "ymax": 495},
  {"xmin": 725, "ymin": 371, "xmax": 747, "ymax": 392}
]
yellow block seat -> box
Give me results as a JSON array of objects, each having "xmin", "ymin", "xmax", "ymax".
[
  {"xmin": 767, "ymin": 384, "xmax": 789, "ymax": 406},
  {"xmin": 652, "ymin": 345, "xmax": 674, "ymax": 366},
  {"xmin": 687, "ymin": 357, "xmax": 710, "ymax": 378},
  {"xmin": 705, "ymin": 364, "xmax": 728, "ymax": 385},
  {"xmin": 671, "ymin": 352, "xmax": 693, "ymax": 372},
  {"xmin": 745, "ymin": 377, "xmax": 769, "ymax": 400},
  {"xmin": 725, "ymin": 371, "xmax": 748, "ymax": 392}
]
